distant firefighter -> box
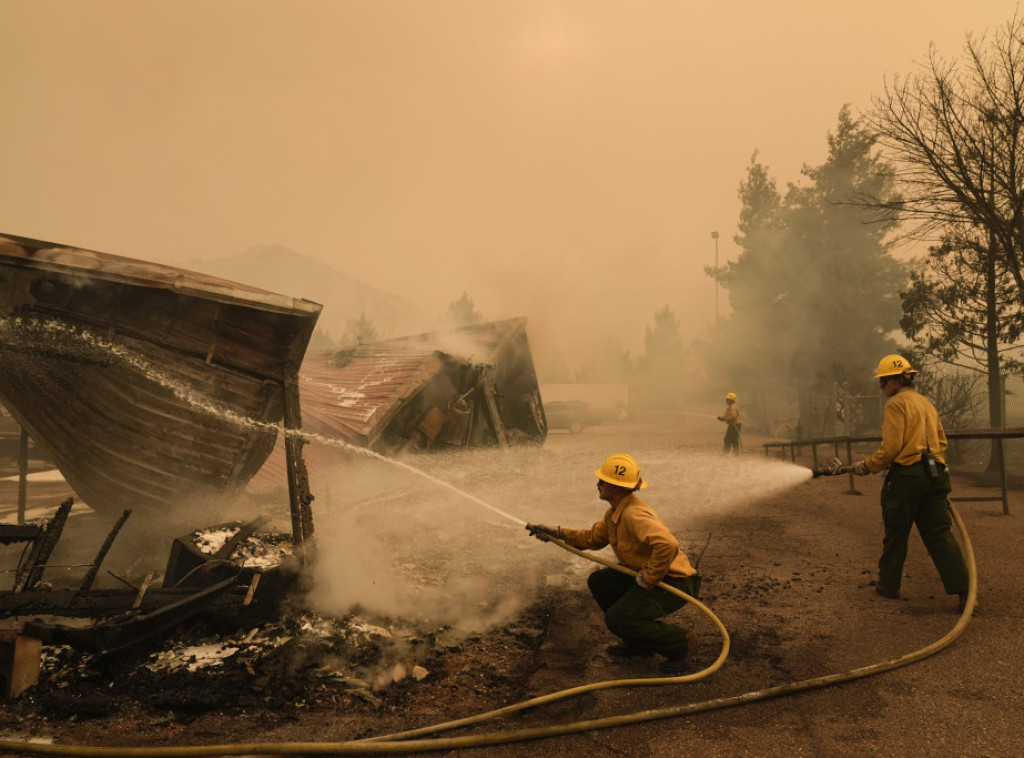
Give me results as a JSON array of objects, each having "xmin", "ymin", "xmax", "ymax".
[{"xmin": 718, "ymin": 392, "xmax": 741, "ymax": 455}]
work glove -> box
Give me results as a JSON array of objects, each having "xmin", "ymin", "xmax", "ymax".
[
  {"xmin": 525, "ymin": 523, "xmax": 560, "ymax": 542},
  {"xmin": 852, "ymin": 460, "xmax": 870, "ymax": 476},
  {"xmin": 636, "ymin": 573, "xmax": 653, "ymax": 590}
]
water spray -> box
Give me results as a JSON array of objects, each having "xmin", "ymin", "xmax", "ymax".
[{"xmin": 308, "ymin": 440, "xmax": 528, "ymax": 526}]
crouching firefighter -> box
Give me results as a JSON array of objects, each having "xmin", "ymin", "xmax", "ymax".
[{"xmin": 526, "ymin": 453, "xmax": 701, "ymax": 674}]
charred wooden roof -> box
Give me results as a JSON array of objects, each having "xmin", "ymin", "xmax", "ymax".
[{"xmin": 0, "ymin": 233, "xmax": 322, "ymax": 520}]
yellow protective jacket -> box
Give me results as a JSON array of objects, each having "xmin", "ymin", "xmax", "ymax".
[
  {"xmin": 560, "ymin": 493, "xmax": 696, "ymax": 585},
  {"xmin": 864, "ymin": 386, "xmax": 947, "ymax": 473},
  {"xmin": 721, "ymin": 403, "xmax": 740, "ymax": 424}
]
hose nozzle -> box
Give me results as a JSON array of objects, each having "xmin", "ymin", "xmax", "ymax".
[{"xmin": 812, "ymin": 457, "xmax": 853, "ymax": 478}]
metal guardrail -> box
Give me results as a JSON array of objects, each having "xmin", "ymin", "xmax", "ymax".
[{"xmin": 763, "ymin": 428, "xmax": 1024, "ymax": 515}]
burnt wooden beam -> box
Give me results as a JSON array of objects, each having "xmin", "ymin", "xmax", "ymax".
[
  {"xmin": 78, "ymin": 509, "xmax": 132, "ymax": 592},
  {"xmin": 282, "ymin": 363, "xmax": 315, "ymax": 564},
  {"xmin": 17, "ymin": 426, "xmax": 28, "ymax": 524},
  {"xmin": 1, "ymin": 586, "xmax": 239, "ymax": 617},
  {"xmin": 243, "ymin": 573, "xmax": 261, "ymax": 607},
  {"xmin": 480, "ymin": 374, "xmax": 508, "ymax": 448},
  {"xmin": 132, "ymin": 572, "xmax": 154, "ymax": 609},
  {"xmin": 0, "ymin": 524, "xmax": 43, "ymax": 546},
  {"xmin": 212, "ymin": 515, "xmax": 271, "ymax": 561},
  {"xmin": 22, "ymin": 577, "xmax": 240, "ymax": 653},
  {"xmin": 15, "ymin": 497, "xmax": 73, "ymax": 592}
]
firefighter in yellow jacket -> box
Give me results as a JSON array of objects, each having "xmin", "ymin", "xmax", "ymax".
[
  {"xmin": 525, "ymin": 454, "xmax": 700, "ymax": 674},
  {"xmin": 851, "ymin": 355, "xmax": 969, "ymax": 612},
  {"xmin": 718, "ymin": 392, "xmax": 741, "ymax": 454}
]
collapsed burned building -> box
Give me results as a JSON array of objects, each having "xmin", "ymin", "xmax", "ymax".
[
  {"xmin": 0, "ymin": 232, "xmax": 322, "ymax": 669},
  {"xmin": 0, "ymin": 233, "xmax": 548, "ymax": 675},
  {"xmin": 309, "ymin": 317, "xmax": 547, "ymax": 452},
  {"xmin": 0, "ymin": 232, "xmax": 322, "ymax": 527},
  {"xmin": 251, "ymin": 318, "xmax": 548, "ymax": 489}
]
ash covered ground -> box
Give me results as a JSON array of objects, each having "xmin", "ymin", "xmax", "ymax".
[{"xmin": 1, "ymin": 419, "xmax": 1021, "ymax": 756}]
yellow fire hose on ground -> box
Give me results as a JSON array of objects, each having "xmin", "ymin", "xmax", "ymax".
[
  {"xmin": 358, "ymin": 536, "xmax": 730, "ymax": 743},
  {"xmin": 0, "ymin": 505, "xmax": 976, "ymax": 757}
]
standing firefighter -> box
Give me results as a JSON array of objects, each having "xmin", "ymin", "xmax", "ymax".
[
  {"xmin": 525, "ymin": 454, "xmax": 700, "ymax": 674},
  {"xmin": 718, "ymin": 392, "xmax": 741, "ymax": 454},
  {"xmin": 851, "ymin": 355, "xmax": 969, "ymax": 612}
]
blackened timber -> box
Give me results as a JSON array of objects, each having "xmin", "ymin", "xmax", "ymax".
[
  {"xmin": 132, "ymin": 572, "xmax": 154, "ymax": 609},
  {"xmin": 0, "ymin": 524, "xmax": 42, "ymax": 546},
  {"xmin": 14, "ymin": 498, "xmax": 73, "ymax": 592},
  {"xmin": 17, "ymin": 427, "xmax": 28, "ymax": 525},
  {"xmin": 0, "ymin": 585, "xmax": 250, "ymax": 618},
  {"xmin": 21, "ymin": 577, "xmax": 240, "ymax": 653},
  {"xmin": 243, "ymin": 573, "xmax": 261, "ymax": 606},
  {"xmin": 480, "ymin": 375, "xmax": 508, "ymax": 448},
  {"xmin": 283, "ymin": 364, "xmax": 314, "ymax": 565},
  {"xmin": 212, "ymin": 515, "xmax": 271, "ymax": 561},
  {"xmin": 78, "ymin": 509, "xmax": 132, "ymax": 591}
]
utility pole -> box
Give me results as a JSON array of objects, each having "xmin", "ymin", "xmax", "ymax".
[{"xmin": 711, "ymin": 231, "xmax": 720, "ymax": 324}]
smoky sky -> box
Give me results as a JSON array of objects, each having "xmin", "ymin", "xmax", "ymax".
[{"xmin": 0, "ymin": 1, "xmax": 1015, "ymax": 364}]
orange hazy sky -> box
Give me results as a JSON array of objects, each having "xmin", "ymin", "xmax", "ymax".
[{"xmin": 0, "ymin": 1, "xmax": 1019, "ymax": 359}]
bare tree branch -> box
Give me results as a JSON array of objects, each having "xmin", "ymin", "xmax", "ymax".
[{"xmin": 864, "ymin": 14, "xmax": 1024, "ymax": 299}]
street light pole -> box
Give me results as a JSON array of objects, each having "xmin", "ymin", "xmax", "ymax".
[{"xmin": 711, "ymin": 231, "xmax": 720, "ymax": 324}]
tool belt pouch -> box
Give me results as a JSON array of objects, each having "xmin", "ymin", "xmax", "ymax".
[{"xmin": 922, "ymin": 451, "xmax": 939, "ymax": 478}]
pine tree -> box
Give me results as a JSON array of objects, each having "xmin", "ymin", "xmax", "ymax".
[
  {"xmin": 341, "ymin": 313, "xmax": 378, "ymax": 345},
  {"xmin": 445, "ymin": 292, "xmax": 484, "ymax": 327},
  {"xmin": 635, "ymin": 306, "xmax": 687, "ymax": 412},
  {"xmin": 703, "ymin": 107, "xmax": 906, "ymax": 433}
]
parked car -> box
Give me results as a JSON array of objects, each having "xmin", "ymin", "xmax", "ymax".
[{"xmin": 543, "ymin": 400, "xmax": 594, "ymax": 434}]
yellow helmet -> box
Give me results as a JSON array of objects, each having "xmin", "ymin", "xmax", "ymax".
[
  {"xmin": 874, "ymin": 354, "xmax": 918, "ymax": 378},
  {"xmin": 725, "ymin": 392, "xmax": 737, "ymax": 401},
  {"xmin": 595, "ymin": 453, "xmax": 648, "ymax": 490}
]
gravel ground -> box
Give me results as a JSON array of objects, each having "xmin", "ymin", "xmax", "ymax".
[{"xmin": 0, "ymin": 418, "xmax": 1019, "ymax": 756}]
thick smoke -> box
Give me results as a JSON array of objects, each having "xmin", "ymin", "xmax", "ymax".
[{"xmin": 304, "ymin": 442, "xmax": 811, "ymax": 637}]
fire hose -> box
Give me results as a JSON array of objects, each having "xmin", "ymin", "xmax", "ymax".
[{"xmin": 0, "ymin": 504, "xmax": 977, "ymax": 756}]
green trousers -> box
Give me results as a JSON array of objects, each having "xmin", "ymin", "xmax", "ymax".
[
  {"xmin": 586, "ymin": 567, "xmax": 698, "ymax": 656},
  {"xmin": 724, "ymin": 423, "xmax": 741, "ymax": 454},
  {"xmin": 878, "ymin": 462, "xmax": 969, "ymax": 595}
]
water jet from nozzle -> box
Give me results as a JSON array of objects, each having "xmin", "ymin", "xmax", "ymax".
[{"xmin": 307, "ymin": 436, "xmax": 528, "ymax": 527}]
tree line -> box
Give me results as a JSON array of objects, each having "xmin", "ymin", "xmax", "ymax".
[{"xmin": 705, "ymin": 12, "xmax": 1024, "ymax": 444}]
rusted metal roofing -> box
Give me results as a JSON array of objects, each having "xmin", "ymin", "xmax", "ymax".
[
  {"xmin": 0, "ymin": 233, "xmax": 322, "ymax": 520},
  {"xmin": 249, "ymin": 318, "xmax": 547, "ymax": 490},
  {"xmin": 299, "ymin": 346, "xmax": 446, "ymax": 447}
]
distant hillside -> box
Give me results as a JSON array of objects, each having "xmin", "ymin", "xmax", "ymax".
[{"xmin": 183, "ymin": 245, "xmax": 430, "ymax": 342}]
